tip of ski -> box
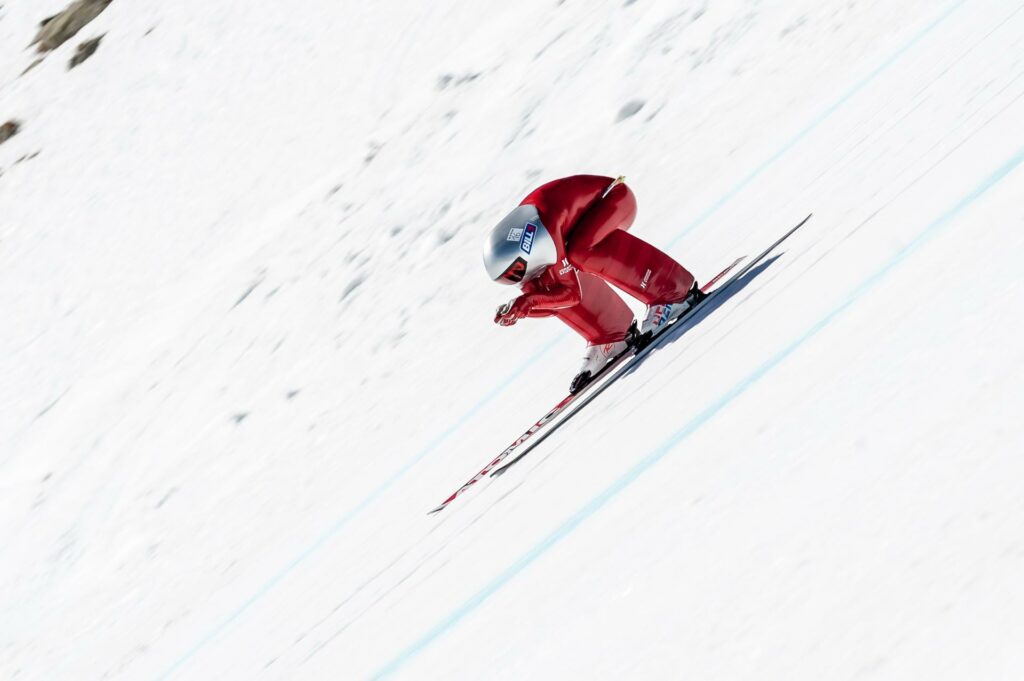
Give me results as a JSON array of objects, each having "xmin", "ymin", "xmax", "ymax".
[{"xmin": 428, "ymin": 493, "xmax": 458, "ymax": 515}]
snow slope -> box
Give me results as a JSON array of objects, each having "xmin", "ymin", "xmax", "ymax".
[{"xmin": 2, "ymin": 0, "xmax": 1023, "ymax": 679}]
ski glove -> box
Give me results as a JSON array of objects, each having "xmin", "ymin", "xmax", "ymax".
[{"xmin": 495, "ymin": 296, "xmax": 532, "ymax": 326}]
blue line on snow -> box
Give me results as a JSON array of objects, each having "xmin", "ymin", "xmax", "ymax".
[
  {"xmin": 151, "ymin": 338, "xmax": 562, "ymax": 681},
  {"xmin": 154, "ymin": 2, "xmax": 967, "ymax": 677},
  {"xmin": 372, "ymin": 146, "xmax": 1024, "ymax": 680},
  {"xmin": 665, "ymin": 0, "xmax": 967, "ymax": 248}
]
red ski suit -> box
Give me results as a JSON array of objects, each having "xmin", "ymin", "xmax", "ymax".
[{"xmin": 498, "ymin": 175, "xmax": 695, "ymax": 344}]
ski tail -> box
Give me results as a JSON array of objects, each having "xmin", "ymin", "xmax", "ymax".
[{"xmin": 701, "ymin": 256, "xmax": 744, "ymax": 293}]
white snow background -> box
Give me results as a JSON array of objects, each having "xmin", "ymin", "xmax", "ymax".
[{"xmin": 2, "ymin": 0, "xmax": 1023, "ymax": 679}]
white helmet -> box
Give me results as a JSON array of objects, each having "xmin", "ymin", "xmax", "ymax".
[{"xmin": 482, "ymin": 204, "xmax": 558, "ymax": 285}]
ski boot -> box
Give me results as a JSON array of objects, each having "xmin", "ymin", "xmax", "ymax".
[
  {"xmin": 634, "ymin": 281, "xmax": 705, "ymax": 350},
  {"xmin": 570, "ymin": 339, "xmax": 630, "ymax": 394}
]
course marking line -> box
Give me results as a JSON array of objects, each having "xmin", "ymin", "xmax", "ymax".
[{"xmin": 665, "ymin": 0, "xmax": 968, "ymax": 248}]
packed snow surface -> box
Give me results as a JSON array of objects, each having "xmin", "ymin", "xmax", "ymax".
[{"xmin": 2, "ymin": 0, "xmax": 1023, "ymax": 679}]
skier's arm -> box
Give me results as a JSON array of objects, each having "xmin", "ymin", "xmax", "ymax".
[
  {"xmin": 495, "ymin": 271, "xmax": 581, "ymax": 326},
  {"xmin": 495, "ymin": 287, "xmax": 579, "ymax": 325},
  {"xmin": 522, "ymin": 279, "xmax": 581, "ymax": 311}
]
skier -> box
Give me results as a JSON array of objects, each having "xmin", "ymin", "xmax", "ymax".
[{"xmin": 483, "ymin": 174, "xmax": 703, "ymax": 392}]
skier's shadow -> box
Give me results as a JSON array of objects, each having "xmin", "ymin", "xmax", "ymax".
[{"xmin": 621, "ymin": 253, "xmax": 784, "ymax": 379}]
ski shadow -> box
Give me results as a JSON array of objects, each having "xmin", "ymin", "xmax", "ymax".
[{"xmin": 621, "ymin": 253, "xmax": 784, "ymax": 379}]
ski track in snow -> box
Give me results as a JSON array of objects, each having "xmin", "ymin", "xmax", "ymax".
[{"xmin": 3, "ymin": 0, "xmax": 1024, "ymax": 679}]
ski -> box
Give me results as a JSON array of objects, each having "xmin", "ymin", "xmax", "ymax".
[
  {"xmin": 489, "ymin": 213, "xmax": 812, "ymax": 478},
  {"xmin": 427, "ymin": 214, "xmax": 810, "ymax": 514}
]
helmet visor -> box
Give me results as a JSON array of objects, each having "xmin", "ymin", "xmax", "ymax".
[{"xmin": 497, "ymin": 256, "xmax": 529, "ymax": 284}]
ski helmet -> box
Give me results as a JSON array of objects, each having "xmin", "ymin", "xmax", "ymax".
[{"xmin": 482, "ymin": 204, "xmax": 558, "ymax": 285}]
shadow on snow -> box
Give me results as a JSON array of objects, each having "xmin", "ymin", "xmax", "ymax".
[{"xmin": 618, "ymin": 253, "xmax": 784, "ymax": 381}]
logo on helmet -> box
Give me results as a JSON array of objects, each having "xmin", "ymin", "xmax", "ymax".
[
  {"xmin": 507, "ymin": 227, "xmax": 524, "ymax": 242},
  {"xmin": 500, "ymin": 256, "xmax": 529, "ymax": 284},
  {"xmin": 520, "ymin": 222, "xmax": 537, "ymax": 254}
]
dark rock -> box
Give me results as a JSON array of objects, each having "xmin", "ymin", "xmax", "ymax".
[
  {"xmin": 0, "ymin": 120, "xmax": 19, "ymax": 145},
  {"xmin": 21, "ymin": 57, "xmax": 45, "ymax": 76},
  {"xmin": 68, "ymin": 34, "xmax": 103, "ymax": 69}
]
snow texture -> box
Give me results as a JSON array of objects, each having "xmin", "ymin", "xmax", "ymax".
[{"xmin": 2, "ymin": 0, "xmax": 1023, "ymax": 679}]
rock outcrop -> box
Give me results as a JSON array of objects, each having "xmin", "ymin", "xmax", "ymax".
[{"xmin": 32, "ymin": 0, "xmax": 112, "ymax": 52}]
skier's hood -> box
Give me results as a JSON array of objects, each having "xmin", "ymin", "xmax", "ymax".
[{"xmin": 483, "ymin": 204, "xmax": 558, "ymax": 285}]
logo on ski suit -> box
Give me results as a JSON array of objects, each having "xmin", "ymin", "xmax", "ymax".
[{"xmin": 654, "ymin": 304, "xmax": 672, "ymax": 327}]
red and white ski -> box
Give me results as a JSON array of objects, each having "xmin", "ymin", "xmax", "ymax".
[{"xmin": 425, "ymin": 340, "xmax": 639, "ymax": 515}]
